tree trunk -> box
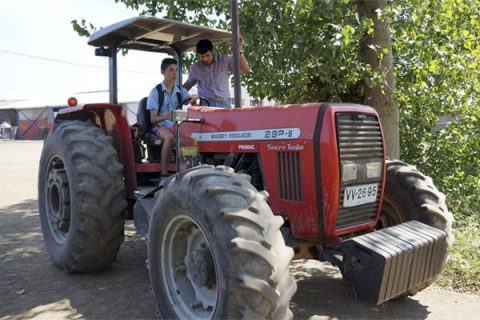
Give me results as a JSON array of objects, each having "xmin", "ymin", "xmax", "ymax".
[{"xmin": 357, "ymin": 0, "xmax": 400, "ymax": 158}]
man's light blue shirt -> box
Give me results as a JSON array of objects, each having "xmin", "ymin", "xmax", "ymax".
[
  {"xmin": 146, "ymin": 82, "xmax": 189, "ymax": 131},
  {"xmin": 184, "ymin": 54, "xmax": 233, "ymax": 100}
]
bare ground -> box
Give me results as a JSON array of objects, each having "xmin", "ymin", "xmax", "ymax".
[{"xmin": 0, "ymin": 140, "xmax": 478, "ymax": 320}]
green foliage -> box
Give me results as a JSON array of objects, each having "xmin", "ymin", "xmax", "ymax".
[
  {"xmin": 71, "ymin": 19, "xmax": 97, "ymax": 37},
  {"xmin": 439, "ymin": 216, "xmax": 480, "ymax": 293},
  {"xmin": 115, "ymin": 0, "xmax": 232, "ymax": 28},
  {"xmin": 392, "ymin": 0, "xmax": 480, "ymax": 218},
  {"xmin": 102, "ymin": 1, "xmax": 380, "ymax": 104},
  {"xmin": 240, "ymin": 0, "xmax": 375, "ymax": 103}
]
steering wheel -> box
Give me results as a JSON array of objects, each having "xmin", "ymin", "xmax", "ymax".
[{"xmin": 176, "ymin": 97, "xmax": 210, "ymax": 110}]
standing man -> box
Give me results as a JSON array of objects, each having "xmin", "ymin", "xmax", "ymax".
[
  {"xmin": 183, "ymin": 38, "xmax": 250, "ymax": 108},
  {"xmin": 147, "ymin": 58, "xmax": 197, "ymax": 179}
]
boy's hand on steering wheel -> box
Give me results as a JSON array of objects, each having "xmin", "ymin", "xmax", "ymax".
[{"xmin": 190, "ymin": 95, "xmax": 199, "ymax": 106}]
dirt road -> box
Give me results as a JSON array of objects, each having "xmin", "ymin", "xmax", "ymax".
[{"xmin": 0, "ymin": 140, "xmax": 478, "ymax": 320}]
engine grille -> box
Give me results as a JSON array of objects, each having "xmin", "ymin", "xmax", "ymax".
[
  {"xmin": 336, "ymin": 114, "xmax": 384, "ymax": 229},
  {"xmin": 277, "ymin": 152, "xmax": 303, "ymax": 201}
]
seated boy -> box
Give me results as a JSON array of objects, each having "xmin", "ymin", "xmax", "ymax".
[{"xmin": 146, "ymin": 58, "xmax": 197, "ymax": 178}]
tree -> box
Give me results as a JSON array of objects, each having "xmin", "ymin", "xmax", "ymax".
[
  {"xmin": 357, "ymin": 0, "xmax": 399, "ymax": 157},
  {"xmin": 93, "ymin": 0, "xmax": 398, "ymax": 156},
  {"xmin": 391, "ymin": 0, "xmax": 480, "ymax": 218},
  {"xmin": 73, "ymin": 1, "xmax": 479, "ymax": 211}
]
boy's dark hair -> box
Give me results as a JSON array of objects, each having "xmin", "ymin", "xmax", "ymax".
[
  {"xmin": 161, "ymin": 58, "xmax": 177, "ymax": 72},
  {"xmin": 196, "ymin": 39, "xmax": 213, "ymax": 54}
]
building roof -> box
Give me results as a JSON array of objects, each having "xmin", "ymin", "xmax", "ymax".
[
  {"xmin": 0, "ymin": 90, "xmax": 145, "ymax": 110},
  {"xmin": 0, "ymin": 100, "xmax": 23, "ymax": 110}
]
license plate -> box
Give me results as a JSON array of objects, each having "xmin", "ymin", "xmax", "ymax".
[{"xmin": 343, "ymin": 184, "xmax": 378, "ymax": 207}]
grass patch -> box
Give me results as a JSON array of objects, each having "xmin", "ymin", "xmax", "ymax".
[{"xmin": 437, "ymin": 215, "xmax": 480, "ymax": 294}]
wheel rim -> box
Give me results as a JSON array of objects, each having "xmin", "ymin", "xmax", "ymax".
[
  {"xmin": 44, "ymin": 155, "xmax": 71, "ymax": 243},
  {"xmin": 160, "ymin": 215, "xmax": 217, "ymax": 319},
  {"xmin": 377, "ymin": 197, "xmax": 404, "ymax": 229}
]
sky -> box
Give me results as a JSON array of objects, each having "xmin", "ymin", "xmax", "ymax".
[{"xmin": 0, "ymin": 0, "xmax": 166, "ymax": 102}]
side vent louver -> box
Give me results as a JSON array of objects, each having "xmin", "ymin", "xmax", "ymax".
[{"xmin": 277, "ymin": 152, "xmax": 303, "ymax": 201}]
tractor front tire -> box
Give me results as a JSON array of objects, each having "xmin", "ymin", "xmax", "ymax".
[
  {"xmin": 148, "ymin": 165, "xmax": 297, "ymax": 320},
  {"xmin": 38, "ymin": 120, "xmax": 126, "ymax": 272},
  {"xmin": 379, "ymin": 159, "xmax": 454, "ymax": 295}
]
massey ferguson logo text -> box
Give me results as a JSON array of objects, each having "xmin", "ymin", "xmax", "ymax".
[
  {"xmin": 191, "ymin": 128, "xmax": 301, "ymax": 142},
  {"xmin": 210, "ymin": 132, "xmax": 252, "ymax": 140}
]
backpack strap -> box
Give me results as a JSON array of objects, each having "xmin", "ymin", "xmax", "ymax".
[
  {"xmin": 176, "ymin": 88, "xmax": 182, "ymax": 109},
  {"xmin": 155, "ymin": 84, "xmax": 164, "ymax": 116},
  {"xmin": 156, "ymin": 84, "xmax": 183, "ymax": 114}
]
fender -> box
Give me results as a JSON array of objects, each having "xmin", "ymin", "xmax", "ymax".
[{"xmin": 56, "ymin": 104, "xmax": 136, "ymax": 202}]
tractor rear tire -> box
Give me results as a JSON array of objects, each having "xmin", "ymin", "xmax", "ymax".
[
  {"xmin": 38, "ymin": 120, "xmax": 126, "ymax": 272},
  {"xmin": 148, "ymin": 165, "xmax": 297, "ymax": 320},
  {"xmin": 379, "ymin": 159, "xmax": 454, "ymax": 295}
]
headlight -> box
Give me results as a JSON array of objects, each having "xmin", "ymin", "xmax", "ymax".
[
  {"xmin": 342, "ymin": 163, "xmax": 358, "ymax": 182},
  {"xmin": 366, "ymin": 162, "xmax": 382, "ymax": 178}
]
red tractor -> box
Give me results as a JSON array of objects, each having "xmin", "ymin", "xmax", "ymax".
[{"xmin": 38, "ymin": 15, "xmax": 453, "ymax": 320}]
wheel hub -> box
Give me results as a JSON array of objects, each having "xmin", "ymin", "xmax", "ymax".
[
  {"xmin": 187, "ymin": 248, "xmax": 215, "ymax": 287},
  {"xmin": 161, "ymin": 216, "xmax": 218, "ymax": 318},
  {"xmin": 46, "ymin": 157, "xmax": 70, "ymax": 237}
]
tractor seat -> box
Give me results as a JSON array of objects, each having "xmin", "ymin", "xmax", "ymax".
[
  {"xmin": 136, "ymin": 97, "xmax": 162, "ymax": 146},
  {"xmin": 135, "ymin": 97, "xmax": 163, "ymax": 162}
]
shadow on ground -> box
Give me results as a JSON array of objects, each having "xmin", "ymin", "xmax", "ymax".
[
  {"xmin": 290, "ymin": 260, "xmax": 429, "ymax": 319},
  {"xmin": 0, "ymin": 199, "xmax": 156, "ymax": 320}
]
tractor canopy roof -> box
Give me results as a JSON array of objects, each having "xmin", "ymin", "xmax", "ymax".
[{"xmin": 88, "ymin": 16, "xmax": 231, "ymax": 56}]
